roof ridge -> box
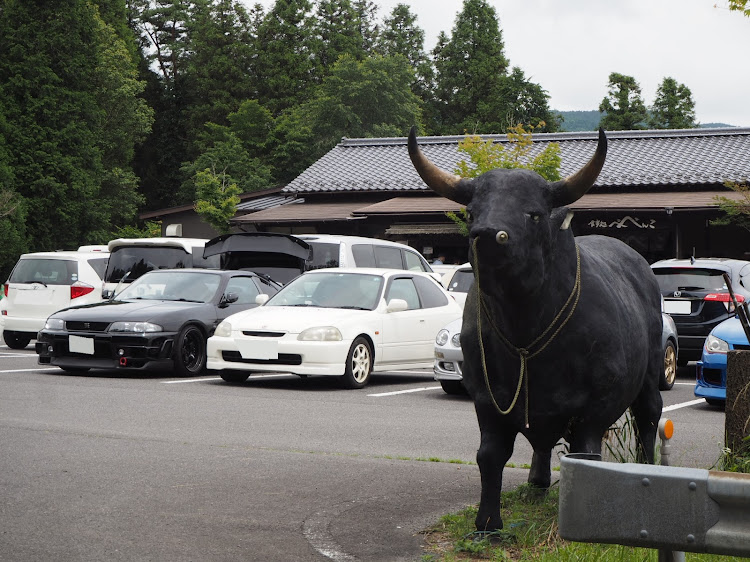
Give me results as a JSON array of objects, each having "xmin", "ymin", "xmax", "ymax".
[{"xmin": 339, "ymin": 127, "xmax": 750, "ymax": 147}]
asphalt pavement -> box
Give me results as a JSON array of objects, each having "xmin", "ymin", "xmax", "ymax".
[{"xmin": 0, "ymin": 345, "xmax": 725, "ymax": 561}]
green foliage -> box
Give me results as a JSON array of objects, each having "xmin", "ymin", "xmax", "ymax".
[
  {"xmin": 598, "ymin": 72, "xmax": 648, "ymax": 131},
  {"xmin": 193, "ymin": 167, "xmax": 241, "ymax": 234},
  {"xmin": 557, "ymin": 110, "xmax": 602, "ymax": 132},
  {"xmin": 717, "ymin": 434, "xmax": 750, "ymax": 473},
  {"xmin": 711, "ymin": 182, "xmax": 750, "ymax": 232},
  {"xmin": 111, "ymin": 220, "xmax": 163, "ymax": 239},
  {"xmin": 454, "ymin": 123, "xmax": 561, "ymax": 181},
  {"xmin": 729, "ymin": 0, "xmax": 750, "ymax": 16},
  {"xmin": 649, "ymin": 77, "xmax": 696, "ymax": 129}
]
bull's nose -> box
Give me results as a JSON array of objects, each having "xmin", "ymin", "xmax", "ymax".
[{"xmin": 495, "ymin": 230, "xmax": 509, "ymax": 244}]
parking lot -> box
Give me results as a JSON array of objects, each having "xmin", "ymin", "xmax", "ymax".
[{"xmin": 0, "ymin": 345, "xmax": 726, "ymax": 561}]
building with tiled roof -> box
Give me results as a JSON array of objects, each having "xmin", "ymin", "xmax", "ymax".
[{"xmin": 228, "ymin": 127, "xmax": 750, "ymax": 264}]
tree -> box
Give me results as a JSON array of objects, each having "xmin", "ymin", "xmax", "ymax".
[
  {"xmin": 431, "ymin": 0, "xmax": 509, "ymax": 134},
  {"xmin": 728, "ymin": 0, "xmax": 750, "ymax": 16},
  {"xmin": 0, "ymin": 0, "xmax": 150, "ymax": 251},
  {"xmin": 446, "ymin": 123, "xmax": 561, "ymax": 234},
  {"xmin": 309, "ymin": 0, "xmax": 368, "ymax": 78},
  {"xmin": 376, "ymin": 3, "xmax": 433, "ymax": 100},
  {"xmin": 598, "ymin": 72, "xmax": 647, "ymax": 130},
  {"xmin": 182, "ymin": 0, "xmax": 257, "ymax": 147},
  {"xmin": 193, "ymin": 167, "xmax": 242, "ymax": 234},
  {"xmin": 648, "ymin": 77, "xmax": 696, "ymax": 129},
  {"xmin": 254, "ymin": 0, "xmax": 315, "ymax": 116},
  {"xmin": 476, "ymin": 67, "xmax": 561, "ymax": 133}
]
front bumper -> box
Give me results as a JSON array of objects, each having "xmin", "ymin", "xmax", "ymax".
[
  {"xmin": 206, "ymin": 334, "xmax": 351, "ymax": 376},
  {"xmin": 695, "ymin": 357, "xmax": 726, "ymax": 401},
  {"xmin": 433, "ymin": 347, "xmax": 463, "ymax": 381},
  {"xmin": 36, "ymin": 329, "xmax": 176, "ymax": 371}
]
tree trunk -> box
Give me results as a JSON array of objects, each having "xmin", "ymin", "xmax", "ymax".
[{"xmin": 725, "ymin": 350, "xmax": 750, "ymax": 454}]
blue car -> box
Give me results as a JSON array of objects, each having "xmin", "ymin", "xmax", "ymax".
[{"xmin": 696, "ymin": 316, "xmax": 750, "ymax": 407}]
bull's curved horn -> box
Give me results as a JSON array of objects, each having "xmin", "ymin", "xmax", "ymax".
[
  {"xmin": 550, "ymin": 128, "xmax": 607, "ymax": 207},
  {"xmin": 408, "ymin": 126, "xmax": 471, "ymax": 205}
]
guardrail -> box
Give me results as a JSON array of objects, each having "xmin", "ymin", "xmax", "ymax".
[{"xmin": 558, "ymin": 424, "xmax": 750, "ymax": 557}]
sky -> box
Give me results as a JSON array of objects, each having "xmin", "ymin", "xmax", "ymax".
[{"xmin": 245, "ymin": 0, "xmax": 750, "ymax": 127}]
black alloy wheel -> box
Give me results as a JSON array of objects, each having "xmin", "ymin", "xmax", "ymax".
[{"xmin": 174, "ymin": 325, "xmax": 206, "ymax": 377}]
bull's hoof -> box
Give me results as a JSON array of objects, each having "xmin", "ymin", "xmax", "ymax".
[{"xmin": 475, "ymin": 512, "xmax": 503, "ymax": 533}]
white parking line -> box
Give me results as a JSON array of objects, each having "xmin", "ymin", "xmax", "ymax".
[
  {"xmin": 0, "ymin": 368, "xmax": 60, "ymax": 373},
  {"xmin": 662, "ymin": 398, "xmax": 706, "ymax": 412},
  {"xmin": 368, "ymin": 386, "xmax": 441, "ymax": 397}
]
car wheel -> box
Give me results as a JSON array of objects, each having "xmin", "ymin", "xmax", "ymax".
[
  {"xmin": 660, "ymin": 341, "xmax": 677, "ymax": 391},
  {"xmin": 219, "ymin": 371, "xmax": 249, "ymax": 383},
  {"xmin": 440, "ymin": 380, "xmax": 466, "ymax": 395},
  {"xmin": 705, "ymin": 398, "xmax": 725, "ymax": 409},
  {"xmin": 3, "ymin": 330, "xmax": 31, "ymax": 350},
  {"xmin": 340, "ymin": 337, "xmax": 372, "ymax": 389},
  {"xmin": 174, "ymin": 325, "xmax": 206, "ymax": 377}
]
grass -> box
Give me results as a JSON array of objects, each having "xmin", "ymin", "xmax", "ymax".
[
  {"xmin": 420, "ymin": 484, "xmax": 741, "ymax": 561},
  {"xmin": 421, "ymin": 410, "xmax": 748, "ymax": 561}
]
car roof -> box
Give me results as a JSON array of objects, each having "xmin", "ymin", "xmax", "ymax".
[
  {"xmin": 295, "ymin": 234, "xmax": 415, "ymax": 249},
  {"xmin": 651, "ymin": 257, "xmax": 750, "ymax": 271},
  {"xmin": 107, "ymin": 237, "xmax": 209, "ymax": 252},
  {"xmin": 19, "ymin": 250, "xmax": 109, "ymax": 259},
  {"xmin": 301, "ymin": 267, "xmax": 435, "ymax": 279}
]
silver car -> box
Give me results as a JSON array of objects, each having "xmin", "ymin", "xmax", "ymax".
[{"xmin": 434, "ymin": 313, "xmax": 679, "ymax": 395}]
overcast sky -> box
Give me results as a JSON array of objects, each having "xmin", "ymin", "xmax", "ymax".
[{"xmin": 246, "ymin": 0, "xmax": 750, "ymax": 127}]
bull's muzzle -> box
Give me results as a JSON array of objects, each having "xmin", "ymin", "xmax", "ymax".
[{"xmin": 495, "ymin": 231, "xmax": 509, "ymax": 244}]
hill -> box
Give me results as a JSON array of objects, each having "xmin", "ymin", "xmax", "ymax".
[{"xmin": 555, "ymin": 110, "xmax": 733, "ymax": 132}]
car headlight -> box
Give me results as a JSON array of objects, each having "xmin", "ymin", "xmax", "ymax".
[
  {"xmin": 451, "ymin": 332, "xmax": 462, "ymax": 348},
  {"xmin": 45, "ymin": 318, "xmax": 65, "ymax": 331},
  {"xmin": 705, "ymin": 334, "xmax": 729, "ymax": 354},
  {"xmin": 298, "ymin": 326, "xmax": 342, "ymax": 341},
  {"xmin": 214, "ymin": 321, "xmax": 232, "ymax": 338},
  {"xmin": 108, "ymin": 321, "xmax": 162, "ymax": 333},
  {"xmin": 436, "ymin": 329, "xmax": 449, "ymax": 346}
]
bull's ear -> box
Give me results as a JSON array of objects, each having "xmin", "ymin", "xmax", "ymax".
[
  {"xmin": 549, "ymin": 128, "xmax": 607, "ymax": 207},
  {"xmin": 408, "ymin": 126, "xmax": 473, "ymax": 205}
]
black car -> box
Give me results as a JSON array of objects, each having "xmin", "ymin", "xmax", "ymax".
[
  {"xmin": 650, "ymin": 257, "xmax": 750, "ymax": 364},
  {"xmin": 36, "ymin": 269, "xmax": 281, "ymax": 376}
]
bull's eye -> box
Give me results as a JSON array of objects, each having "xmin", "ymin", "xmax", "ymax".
[
  {"xmin": 529, "ymin": 212, "xmax": 541, "ymax": 223},
  {"xmin": 465, "ymin": 209, "xmax": 473, "ymax": 222}
]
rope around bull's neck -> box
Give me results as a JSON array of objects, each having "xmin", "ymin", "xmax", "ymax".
[{"xmin": 473, "ymin": 238, "xmax": 581, "ymax": 428}]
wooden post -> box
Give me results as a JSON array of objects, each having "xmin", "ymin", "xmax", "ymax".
[{"xmin": 725, "ymin": 350, "xmax": 750, "ymax": 454}]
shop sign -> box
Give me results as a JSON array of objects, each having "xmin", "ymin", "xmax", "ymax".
[{"xmin": 587, "ymin": 216, "xmax": 656, "ymax": 230}]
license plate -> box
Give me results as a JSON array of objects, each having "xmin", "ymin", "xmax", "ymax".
[
  {"xmin": 664, "ymin": 300, "xmax": 692, "ymax": 315},
  {"xmin": 237, "ymin": 339, "xmax": 278, "ymax": 360},
  {"xmin": 69, "ymin": 335, "xmax": 94, "ymax": 355}
]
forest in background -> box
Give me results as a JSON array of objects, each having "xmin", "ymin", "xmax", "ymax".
[{"xmin": 0, "ymin": 0, "xmax": 707, "ymax": 278}]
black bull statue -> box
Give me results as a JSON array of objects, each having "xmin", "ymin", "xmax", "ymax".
[{"xmin": 408, "ymin": 127, "xmax": 663, "ymax": 531}]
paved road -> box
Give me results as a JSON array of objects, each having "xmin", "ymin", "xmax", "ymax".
[{"xmin": 0, "ymin": 345, "xmax": 725, "ymax": 561}]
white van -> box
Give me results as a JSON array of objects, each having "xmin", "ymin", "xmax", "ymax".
[
  {"xmin": 102, "ymin": 237, "xmax": 219, "ymax": 296},
  {"xmin": 1, "ymin": 246, "xmax": 110, "ymax": 349},
  {"xmin": 296, "ymin": 235, "xmax": 438, "ymax": 277}
]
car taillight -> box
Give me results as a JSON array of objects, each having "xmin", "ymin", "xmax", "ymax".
[
  {"xmin": 3, "ymin": 283, "xmax": 7, "ymax": 297},
  {"xmin": 704, "ymin": 292, "xmax": 744, "ymax": 312},
  {"xmin": 70, "ymin": 282, "xmax": 95, "ymax": 300}
]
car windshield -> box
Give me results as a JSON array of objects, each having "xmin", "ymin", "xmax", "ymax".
[
  {"xmin": 116, "ymin": 271, "xmax": 221, "ymax": 303},
  {"xmin": 266, "ymin": 272, "xmax": 384, "ymax": 310},
  {"xmin": 652, "ymin": 268, "xmax": 728, "ymax": 292}
]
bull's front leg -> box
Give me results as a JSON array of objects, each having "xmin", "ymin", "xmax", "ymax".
[
  {"xmin": 528, "ymin": 450, "xmax": 551, "ymax": 489},
  {"xmin": 474, "ymin": 410, "xmax": 516, "ymax": 531}
]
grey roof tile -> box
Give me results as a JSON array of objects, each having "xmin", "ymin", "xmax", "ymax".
[{"xmin": 283, "ymin": 128, "xmax": 750, "ymax": 194}]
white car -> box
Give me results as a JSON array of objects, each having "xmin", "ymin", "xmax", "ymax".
[
  {"xmin": 1, "ymin": 247, "xmax": 110, "ymax": 349},
  {"xmin": 206, "ymin": 268, "xmax": 463, "ymax": 388},
  {"xmin": 440, "ymin": 262, "xmax": 473, "ymax": 309}
]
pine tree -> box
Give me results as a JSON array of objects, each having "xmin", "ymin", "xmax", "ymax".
[
  {"xmin": 432, "ymin": 0, "xmax": 509, "ymax": 134},
  {"xmin": 598, "ymin": 72, "xmax": 647, "ymax": 131},
  {"xmin": 649, "ymin": 77, "xmax": 696, "ymax": 129}
]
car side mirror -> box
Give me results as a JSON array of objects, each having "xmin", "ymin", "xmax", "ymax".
[
  {"xmin": 223, "ymin": 292, "xmax": 239, "ymax": 304},
  {"xmin": 255, "ymin": 293, "xmax": 270, "ymax": 305},
  {"xmin": 386, "ymin": 298, "xmax": 408, "ymax": 313}
]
